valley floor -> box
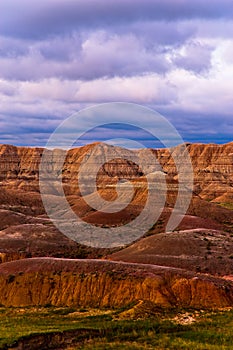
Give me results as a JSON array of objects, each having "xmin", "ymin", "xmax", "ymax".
[{"xmin": 0, "ymin": 306, "xmax": 233, "ymax": 349}]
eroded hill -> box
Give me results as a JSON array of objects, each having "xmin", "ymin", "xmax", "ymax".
[
  {"xmin": 0, "ymin": 258, "xmax": 232, "ymax": 309},
  {"xmin": 0, "ymin": 142, "xmax": 232, "ymax": 309}
]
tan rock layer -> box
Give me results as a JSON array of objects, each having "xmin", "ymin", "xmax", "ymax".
[
  {"xmin": 0, "ymin": 258, "xmax": 232, "ymax": 309},
  {"xmin": 0, "ymin": 142, "xmax": 232, "ymax": 200}
]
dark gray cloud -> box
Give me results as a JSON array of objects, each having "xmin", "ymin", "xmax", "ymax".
[
  {"xmin": 0, "ymin": 2, "xmax": 227, "ymax": 82},
  {"xmin": 172, "ymin": 41, "xmax": 213, "ymax": 74},
  {"xmin": 1, "ymin": 0, "xmax": 233, "ymax": 40},
  {"xmin": 154, "ymin": 108, "xmax": 233, "ymax": 145},
  {"xmin": 0, "ymin": 32, "xmax": 171, "ymax": 81},
  {"xmin": 0, "ymin": 0, "xmax": 232, "ymax": 146},
  {"xmin": 127, "ymin": 21, "xmax": 196, "ymax": 47},
  {"xmin": 0, "ymin": 36, "xmax": 30, "ymax": 58}
]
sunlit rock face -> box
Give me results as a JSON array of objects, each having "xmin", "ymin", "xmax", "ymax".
[
  {"xmin": 0, "ymin": 258, "xmax": 232, "ymax": 309},
  {"xmin": 0, "ymin": 142, "xmax": 232, "ymax": 200}
]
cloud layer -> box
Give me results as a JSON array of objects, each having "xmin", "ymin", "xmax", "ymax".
[{"xmin": 0, "ymin": 0, "xmax": 233, "ymax": 146}]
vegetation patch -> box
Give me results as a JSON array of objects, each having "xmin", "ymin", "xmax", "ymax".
[{"xmin": 0, "ymin": 307, "xmax": 232, "ymax": 349}]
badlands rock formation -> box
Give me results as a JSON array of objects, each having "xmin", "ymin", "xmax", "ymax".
[
  {"xmin": 0, "ymin": 141, "xmax": 232, "ymax": 308},
  {"xmin": 0, "ymin": 258, "xmax": 232, "ymax": 309},
  {"xmin": 0, "ymin": 142, "xmax": 232, "ymax": 202}
]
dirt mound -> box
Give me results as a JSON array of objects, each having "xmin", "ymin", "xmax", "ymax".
[{"xmin": 109, "ymin": 229, "xmax": 233, "ymax": 275}]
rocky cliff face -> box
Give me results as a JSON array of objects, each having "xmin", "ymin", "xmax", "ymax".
[
  {"xmin": 187, "ymin": 143, "xmax": 233, "ymax": 202},
  {"xmin": 0, "ymin": 141, "xmax": 232, "ymax": 200},
  {"xmin": 0, "ymin": 142, "xmax": 232, "ymax": 310},
  {"xmin": 0, "ymin": 145, "xmax": 42, "ymax": 186},
  {"xmin": 0, "ymin": 141, "xmax": 232, "ymax": 228},
  {"xmin": 0, "ymin": 142, "xmax": 232, "ymax": 247},
  {"xmin": 0, "ymin": 258, "xmax": 232, "ymax": 309}
]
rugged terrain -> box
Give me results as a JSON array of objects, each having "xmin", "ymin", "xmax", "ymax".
[
  {"xmin": 0, "ymin": 141, "xmax": 232, "ymax": 309},
  {"xmin": 0, "ymin": 257, "xmax": 233, "ymax": 309}
]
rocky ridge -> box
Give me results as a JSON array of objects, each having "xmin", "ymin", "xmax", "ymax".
[
  {"xmin": 0, "ymin": 142, "xmax": 232, "ymax": 309},
  {"xmin": 0, "ymin": 142, "xmax": 232, "ymax": 202},
  {"xmin": 0, "ymin": 258, "xmax": 232, "ymax": 309}
]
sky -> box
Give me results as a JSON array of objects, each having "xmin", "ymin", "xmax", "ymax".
[{"xmin": 0, "ymin": 0, "xmax": 233, "ymax": 147}]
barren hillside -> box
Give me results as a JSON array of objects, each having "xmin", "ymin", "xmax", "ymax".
[{"xmin": 0, "ymin": 142, "xmax": 232, "ymax": 309}]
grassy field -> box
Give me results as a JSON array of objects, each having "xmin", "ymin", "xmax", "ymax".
[{"xmin": 0, "ymin": 306, "xmax": 232, "ymax": 349}]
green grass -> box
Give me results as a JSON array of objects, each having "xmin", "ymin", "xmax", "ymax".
[{"xmin": 0, "ymin": 307, "xmax": 232, "ymax": 349}]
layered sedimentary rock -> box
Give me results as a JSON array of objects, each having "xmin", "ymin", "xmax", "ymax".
[
  {"xmin": 0, "ymin": 141, "xmax": 232, "ymax": 256},
  {"xmin": 0, "ymin": 142, "xmax": 232, "ymax": 311},
  {"xmin": 0, "ymin": 258, "xmax": 232, "ymax": 309},
  {"xmin": 0, "ymin": 142, "xmax": 232, "ymax": 202}
]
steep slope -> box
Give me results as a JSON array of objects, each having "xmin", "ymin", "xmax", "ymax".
[
  {"xmin": 0, "ymin": 258, "xmax": 232, "ymax": 309},
  {"xmin": 0, "ymin": 141, "xmax": 232, "ymax": 260},
  {"xmin": 0, "ymin": 142, "xmax": 232, "ymax": 310},
  {"xmin": 0, "ymin": 142, "xmax": 232, "ymax": 203}
]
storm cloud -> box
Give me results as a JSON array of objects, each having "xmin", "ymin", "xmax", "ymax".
[
  {"xmin": 0, "ymin": 0, "xmax": 233, "ymax": 146},
  {"xmin": 1, "ymin": 0, "xmax": 233, "ymax": 39}
]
